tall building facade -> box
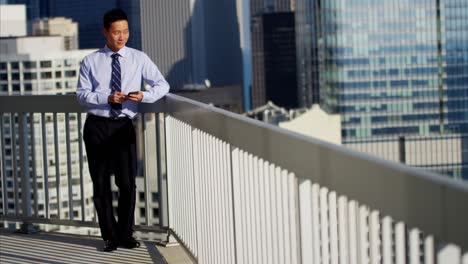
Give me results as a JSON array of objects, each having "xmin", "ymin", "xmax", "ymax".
[
  {"xmin": 252, "ymin": 12, "xmax": 298, "ymax": 109},
  {"xmin": 250, "ymin": 0, "xmax": 295, "ymax": 108},
  {"xmin": 140, "ymin": 0, "xmax": 243, "ymax": 90},
  {"xmin": 295, "ymin": 0, "xmax": 319, "ymax": 107},
  {"xmin": 295, "ymin": 0, "xmax": 468, "ymax": 179},
  {"xmin": 0, "ymin": 36, "xmax": 97, "ymax": 228}
]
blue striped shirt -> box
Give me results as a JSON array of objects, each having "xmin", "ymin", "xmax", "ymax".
[{"xmin": 76, "ymin": 45, "xmax": 169, "ymax": 118}]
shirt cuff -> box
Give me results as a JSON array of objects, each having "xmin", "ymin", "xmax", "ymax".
[
  {"xmin": 141, "ymin": 91, "xmax": 151, "ymax": 103},
  {"xmin": 98, "ymin": 93, "xmax": 110, "ymax": 105}
]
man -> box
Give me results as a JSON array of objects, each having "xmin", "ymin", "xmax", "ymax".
[{"xmin": 76, "ymin": 8, "xmax": 169, "ymax": 252}]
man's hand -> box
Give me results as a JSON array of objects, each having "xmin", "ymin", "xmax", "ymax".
[
  {"xmin": 126, "ymin": 91, "xmax": 143, "ymax": 102},
  {"xmin": 108, "ymin": 91, "xmax": 126, "ymax": 104}
]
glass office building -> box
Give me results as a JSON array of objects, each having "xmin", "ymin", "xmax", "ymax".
[{"xmin": 296, "ymin": 0, "xmax": 468, "ymax": 179}]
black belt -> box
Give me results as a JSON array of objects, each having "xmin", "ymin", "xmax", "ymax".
[{"xmin": 87, "ymin": 114, "xmax": 130, "ymax": 121}]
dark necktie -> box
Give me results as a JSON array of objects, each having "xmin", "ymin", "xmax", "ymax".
[{"xmin": 110, "ymin": 53, "xmax": 122, "ymax": 117}]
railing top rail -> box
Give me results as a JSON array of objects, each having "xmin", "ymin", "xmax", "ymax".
[{"xmin": 1, "ymin": 93, "xmax": 468, "ymax": 248}]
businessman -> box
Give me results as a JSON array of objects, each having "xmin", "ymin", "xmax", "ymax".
[{"xmin": 76, "ymin": 8, "xmax": 169, "ymax": 252}]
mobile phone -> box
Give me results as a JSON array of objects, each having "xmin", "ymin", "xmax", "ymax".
[{"xmin": 128, "ymin": 91, "xmax": 139, "ymax": 95}]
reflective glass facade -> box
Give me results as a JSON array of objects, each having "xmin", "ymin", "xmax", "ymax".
[{"xmin": 296, "ymin": 0, "xmax": 468, "ymax": 179}]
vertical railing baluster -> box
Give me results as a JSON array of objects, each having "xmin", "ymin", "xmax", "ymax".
[
  {"xmin": 141, "ymin": 113, "xmax": 150, "ymax": 226},
  {"xmin": 382, "ymin": 216, "xmax": 393, "ymax": 264},
  {"xmin": 298, "ymin": 179, "xmax": 313, "ymax": 263},
  {"xmin": 290, "ymin": 173, "xmax": 299, "ymax": 264},
  {"xmin": 0, "ymin": 113, "xmax": 8, "ymax": 216},
  {"xmin": 409, "ymin": 228, "xmax": 421, "ymax": 264},
  {"xmin": 41, "ymin": 113, "xmax": 49, "ymax": 219},
  {"xmin": 53, "ymin": 113, "xmax": 61, "ymax": 219},
  {"xmin": 77, "ymin": 113, "xmax": 85, "ymax": 222},
  {"xmin": 30, "ymin": 112, "xmax": 38, "ymax": 218},
  {"xmin": 338, "ymin": 196, "xmax": 349, "ymax": 264},
  {"xmin": 191, "ymin": 128, "xmax": 200, "ymax": 258},
  {"xmin": 65, "ymin": 113, "xmax": 73, "ymax": 220},
  {"xmin": 281, "ymin": 169, "xmax": 290, "ymax": 264},
  {"xmin": 18, "ymin": 112, "xmax": 36, "ymax": 233},
  {"xmin": 230, "ymin": 147, "xmax": 239, "ymax": 264},
  {"xmin": 224, "ymin": 142, "xmax": 234, "ymax": 264},
  {"xmin": 348, "ymin": 200, "xmax": 358, "ymax": 264},
  {"xmin": 329, "ymin": 191, "xmax": 339, "ymax": 264},
  {"xmin": 424, "ymin": 235, "xmax": 435, "ymax": 264},
  {"xmin": 11, "ymin": 113, "xmax": 19, "ymax": 216},
  {"xmin": 258, "ymin": 158, "xmax": 267, "ymax": 263},
  {"xmin": 395, "ymin": 222, "xmax": 406, "ymax": 264},
  {"xmin": 369, "ymin": 211, "xmax": 381, "ymax": 264},
  {"xmin": 320, "ymin": 187, "xmax": 330, "ymax": 264}
]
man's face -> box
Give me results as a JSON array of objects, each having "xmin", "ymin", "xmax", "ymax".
[{"xmin": 103, "ymin": 20, "xmax": 129, "ymax": 52}]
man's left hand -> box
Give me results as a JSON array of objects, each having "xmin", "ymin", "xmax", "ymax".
[{"xmin": 127, "ymin": 91, "xmax": 143, "ymax": 102}]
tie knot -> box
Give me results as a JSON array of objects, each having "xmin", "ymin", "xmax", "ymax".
[{"xmin": 111, "ymin": 53, "xmax": 120, "ymax": 60}]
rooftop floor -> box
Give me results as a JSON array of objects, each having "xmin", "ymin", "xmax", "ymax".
[{"xmin": 0, "ymin": 228, "xmax": 193, "ymax": 264}]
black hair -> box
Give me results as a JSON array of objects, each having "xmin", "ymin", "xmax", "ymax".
[{"xmin": 103, "ymin": 8, "xmax": 128, "ymax": 30}]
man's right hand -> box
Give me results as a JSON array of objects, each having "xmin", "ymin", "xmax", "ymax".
[{"xmin": 108, "ymin": 92, "xmax": 126, "ymax": 104}]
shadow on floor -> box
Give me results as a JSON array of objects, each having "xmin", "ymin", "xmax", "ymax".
[{"xmin": 0, "ymin": 228, "xmax": 167, "ymax": 264}]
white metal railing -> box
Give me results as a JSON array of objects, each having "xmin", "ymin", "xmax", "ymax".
[
  {"xmin": 1, "ymin": 94, "xmax": 468, "ymax": 264},
  {"xmin": 0, "ymin": 95, "xmax": 168, "ymax": 237},
  {"xmin": 163, "ymin": 94, "xmax": 468, "ymax": 264}
]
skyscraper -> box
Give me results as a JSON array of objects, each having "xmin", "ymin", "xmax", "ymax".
[
  {"xmin": 251, "ymin": 12, "xmax": 298, "ymax": 108},
  {"xmin": 140, "ymin": 0, "xmax": 243, "ymax": 90},
  {"xmin": 250, "ymin": 0, "xmax": 295, "ymax": 108},
  {"xmin": 295, "ymin": 0, "xmax": 468, "ymax": 179}
]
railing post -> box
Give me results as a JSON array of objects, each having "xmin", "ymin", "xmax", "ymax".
[
  {"xmin": 17, "ymin": 112, "xmax": 38, "ymax": 233},
  {"xmin": 398, "ymin": 136, "xmax": 406, "ymax": 164},
  {"xmin": 156, "ymin": 113, "xmax": 176, "ymax": 244}
]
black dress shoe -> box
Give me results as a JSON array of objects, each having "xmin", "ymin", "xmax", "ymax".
[
  {"xmin": 119, "ymin": 237, "xmax": 141, "ymax": 249},
  {"xmin": 103, "ymin": 240, "xmax": 118, "ymax": 252}
]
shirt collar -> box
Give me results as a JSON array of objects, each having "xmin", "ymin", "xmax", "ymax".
[{"xmin": 103, "ymin": 45, "xmax": 127, "ymax": 57}]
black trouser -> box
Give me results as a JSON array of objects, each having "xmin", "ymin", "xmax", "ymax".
[{"xmin": 83, "ymin": 114, "xmax": 137, "ymax": 241}]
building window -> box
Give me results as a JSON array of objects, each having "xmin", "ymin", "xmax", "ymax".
[
  {"xmin": 0, "ymin": 84, "xmax": 7, "ymax": 92},
  {"xmin": 152, "ymin": 208, "xmax": 159, "ymax": 216},
  {"xmin": 65, "ymin": 70, "xmax": 76, "ymax": 77},
  {"xmin": 64, "ymin": 59, "xmax": 76, "ymax": 67},
  {"xmin": 0, "ymin": 73, "xmax": 8, "ymax": 80},
  {"xmin": 12, "ymin": 84, "xmax": 20, "ymax": 91},
  {"xmin": 11, "ymin": 73, "xmax": 20, "ymax": 80},
  {"xmin": 40, "ymin": 61, "xmax": 52, "ymax": 68},
  {"xmin": 139, "ymin": 192, "xmax": 145, "ymax": 201},
  {"xmin": 0, "ymin": 62, "xmax": 6, "ymax": 70},
  {"xmin": 10, "ymin": 62, "xmax": 19, "ymax": 70},
  {"xmin": 140, "ymin": 208, "xmax": 146, "ymax": 218},
  {"xmin": 24, "ymin": 72, "xmax": 37, "ymax": 80},
  {"xmin": 152, "ymin": 192, "xmax": 158, "ymax": 202},
  {"xmin": 40, "ymin": 72, "xmax": 52, "ymax": 79},
  {"xmin": 24, "ymin": 83, "xmax": 32, "ymax": 92},
  {"xmin": 23, "ymin": 61, "xmax": 37, "ymax": 69},
  {"xmin": 55, "ymin": 71, "xmax": 62, "ymax": 78}
]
